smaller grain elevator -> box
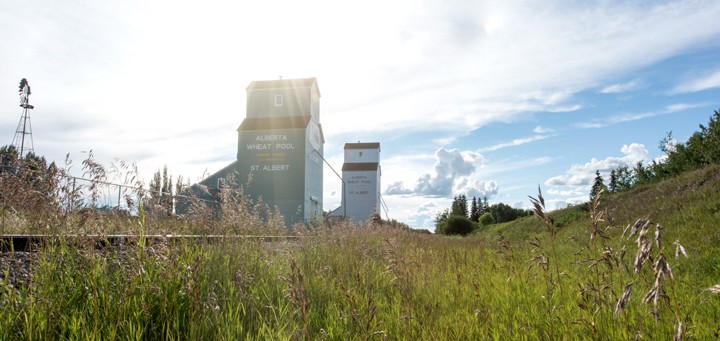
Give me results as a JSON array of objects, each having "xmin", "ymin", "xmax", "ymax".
[{"xmin": 331, "ymin": 142, "xmax": 381, "ymax": 222}]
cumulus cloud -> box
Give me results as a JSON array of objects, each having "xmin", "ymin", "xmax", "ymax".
[
  {"xmin": 545, "ymin": 143, "xmax": 649, "ymax": 188},
  {"xmin": 385, "ymin": 181, "xmax": 413, "ymax": 195},
  {"xmin": 385, "ymin": 148, "xmax": 497, "ymax": 198},
  {"xmin": 404, "ymin": 202, "xmax": 443, "ymax": 229},
  {"xmin": 414, "ymin": 148, "xmax": 481, "ymax": 195},
  {"xmin": 454, "ymin": 179, "xmax": 498, "ymax": 198}
]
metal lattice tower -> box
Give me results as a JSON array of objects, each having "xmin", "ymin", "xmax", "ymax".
[{"xmin": 11, "ymin": 78, "xmax": 34, "ymax": 158}]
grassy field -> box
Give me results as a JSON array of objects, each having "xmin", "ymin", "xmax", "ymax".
[{"xmin": 1, "ymin": 164, "xmax": 719, "ymax": 339}]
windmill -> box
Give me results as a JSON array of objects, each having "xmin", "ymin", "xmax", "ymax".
[{"xmin": 11, "ymin": 78, "xmax": 35, "ymax": 158}]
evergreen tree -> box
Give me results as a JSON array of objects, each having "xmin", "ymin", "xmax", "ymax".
[
  {"xmin": 590, "ymin": 170, "xmax": 607, "ymax": 199},
  {"xmin": 450, "ymin": 195, "xmax": 468, "ymax": 217},
  {"xmin": 608, "ymin": 169, "xmax": 618, "ymax": 193},
  {"xmin": 150, "ymin": 170, "xmax": 162, "ymax": 200},
  {"xmin": 175, "ymin": 175, "xmax": 185, "ymax": 199},
  {"xmin": 0, "ymin": 145, "xmax": 57, "ymax": 211},
  {"xmin": 469, "ymin": 196, "xmax": 480, "ymax": 222},
  {"xmin": 161, "ymin": 166, "xmax": 173, "ymax": 211},
  {"xmin": 149, "ymin": 165, "xmax": 174, "ymax": 215},
  {"xmin": 0, "ymin": 145, "xmax": 19, "ymax": 174}
]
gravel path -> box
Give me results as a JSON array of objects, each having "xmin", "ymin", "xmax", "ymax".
[{"xmin": 0, "ymin": 251, "xmax": 35, "ymax": 290}]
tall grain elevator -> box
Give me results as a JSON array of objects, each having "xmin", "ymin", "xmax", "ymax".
[{"xmin": 201, "ymin": 78, "xmax": 324, "ymax": 226}]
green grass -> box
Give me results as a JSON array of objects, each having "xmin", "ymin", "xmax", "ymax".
[{"xmin": 1, "ymin": 165, "xmax": 720, "ymax": 339}]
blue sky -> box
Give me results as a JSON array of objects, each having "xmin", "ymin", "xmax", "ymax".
[{"xmin": 1, "ymin": 1, "xmax": 719, "ymax": 230}]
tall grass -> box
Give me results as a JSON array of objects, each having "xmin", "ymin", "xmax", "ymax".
[{"xmin": 1, "ymin": 160, "xmax": 720, "ymax": 339}]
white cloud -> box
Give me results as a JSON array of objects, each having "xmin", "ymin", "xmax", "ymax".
[
  {"xmin": 454, "ymin": 179, "xmax": 498, "ymax": 198},
  {"xmin": 479, "ymin": 134, "xmax": 552, "ymax": 152},
  {"xmin": 600, "ymin": 79, "xmax": 642, "ymax": 94},
  {"xmin": 3, "ymin": 1, "xmax": 719, "ymax": 167},
  {"xmin": 414, "ymin": 148, "xmax": 483, "ymax": 196},
  {"xmin": 385, "ymin": 181, "xmax": 413, "ymax": 195},
  {"xmin": 382, "ymin": 197, "xmax": 448, "ymax": 231},
  {"xmin": 576, "ymin": 103, "xmax": 706, "ymax": 129},
  {"xmin": 321, "ymin": 0, "xmax": 720, "ymax": 137},
  {"xmin": 543, "ymin": 197, "xmax": 587, "ymax": 210},
  {"xmin": 406, "ymin": 201, "xmax": 444, "ymax": 229},
  {"xmin": 671, "ymin": 68, "xmax": 720, "ymax": 93},
  {"xmin": 385, "ymin": 148, "xmax": 496, "ymax": 197},
  {"xmin": 533, "ymin": 126, "xmax": 553, "ymax": 134},
  {"xmin": 664, "ymin": 103, "xmax": 701, "ymax": 113},
  {"xmin": 547, "ymin": 188, "xmax": 584, "ymax": 196},
  {"xmin": 432, "ymin": 136, "xmax": 458, "ymax": 146},
  {"xmin": 477, "ymin": 156, "xmax": 554, "ymax": 179},
  {"xmin": 548, "ymin": 104, "xmax": 583, "ymax": 113},
  {"xmin": 545, "ymin": 143, "xmax": 649, "ymax": 188}
]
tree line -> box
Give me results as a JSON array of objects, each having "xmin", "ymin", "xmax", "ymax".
[
  {"xmin": 591, "ymin": 109, "xmax": 720, "ymax": 198},
  {"xmin": 434, "ymin": 195, "xmax": 531, "ymax": 235}
]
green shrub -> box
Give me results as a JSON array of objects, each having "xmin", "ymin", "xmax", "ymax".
[
  {"xmin": 443, "ymin": 215, "xmax": 476, "ymax": 235},
  {"xmin": 478, "ymin": 212, "xmax": 495, "ymax": 226}
]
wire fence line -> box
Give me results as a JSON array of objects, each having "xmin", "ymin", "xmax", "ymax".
[
  {"xmin": 2, "ymin": 156, "xmax": 392, "ymax": 221},
  {"xmin": 59, "ymin": 174, "xmax": 217, "ymax": 214}
]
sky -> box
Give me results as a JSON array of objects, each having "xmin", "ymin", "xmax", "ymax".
[{"xmin": 1, "ymin": 0, "xmax": 720, "ymax": 230}]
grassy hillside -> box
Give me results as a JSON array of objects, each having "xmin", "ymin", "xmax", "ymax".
[
  {"xmin": 481, "ymin": 162, "xmax": 720, "ymax": 243},
  {"xmin": 479, "ymin": 163, "xmax": 720, "ymax": 269},
  {"xmin": 1, "ymin": 165, "xmax": 719, "ymax": 339},
  {"xmin": 472, "ymin": 163, "xmax": 720, "ymax": 338}
]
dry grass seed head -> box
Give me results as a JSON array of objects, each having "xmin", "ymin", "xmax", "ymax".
[
  {"xmin": 674, "ymin": 320, "xmax": 684, "ymax": 341},
  {"xmin": 636, "ymin": 221, "xmax": 652, "ymax": 247},
  {"xmin": 614, "ymin": 281, "xmax": 635, "ymax": 316},
  {"xmin": 653, "ymin": 254, "xmax": 673, "ymax": 279},
  {"xmin": 706, "ymin": 284, "xmax": 720, "ymax": 294},
  {"xmin": 642, "ymin": 254, "xmax": 674, "ymax": 322},
  {"xmin": 627, "ymin": 218, "xmax": 651, "ymax": 240},
  {"xmin": 674, "ymin": 240, "xmax": 688, "ymax": 259},
  {"xmin": 634, "ymin": 240, "xmax": 652, "ymax": 273}
]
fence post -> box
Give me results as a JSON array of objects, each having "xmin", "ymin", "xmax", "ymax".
[{"xmin": 72, "ymin": 178, "xmax": 76, "ymax": 211}]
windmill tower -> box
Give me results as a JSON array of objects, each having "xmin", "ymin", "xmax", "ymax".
[{"xmin": 11, "ymin": 78, "xmax": 35, "ymax": 158}]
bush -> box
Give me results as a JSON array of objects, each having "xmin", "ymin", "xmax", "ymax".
[
  {"xmin": 478, "ymin": 212, "xmax": 495, "ymax": 226},
  {"xmin": 443, "ymin": 215, "xmax": 476, "ymax": 236}
]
